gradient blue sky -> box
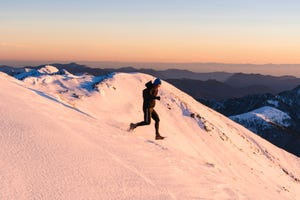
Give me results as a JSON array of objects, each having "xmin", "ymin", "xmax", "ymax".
[{"xmin": 1, "ymin": 0, "xmax": 300, "ymax": 65}]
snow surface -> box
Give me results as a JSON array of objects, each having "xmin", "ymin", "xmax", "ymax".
[
  {"xmin": 230, "ymin": 106, "xmax": 292, "ymax": 128},
  {"xmin": 37, "ymin": 65, "xmax": 59, "ymax": 74},
  {"xmin": 1, "ymin": 67, "xmax": 300, "ymax": 199},
  {"xmin": 267, "ymin": 99, "xmax": 280, "ymax": 108}
]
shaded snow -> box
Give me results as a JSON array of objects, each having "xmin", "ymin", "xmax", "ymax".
[
  {"xmin": 267, "ymin": 99, "xmax": 279, "ymax": 107},
  {"xmin": 230, "ymin": 106, "xmax": 291, "ymax": 127},
  {"xmin": 0, "ymin": 71, "xmax": 300, "ymax": 199}
]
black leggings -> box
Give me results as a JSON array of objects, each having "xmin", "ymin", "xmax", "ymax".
[{"xmin": 136, "ymin": 107, "xmax": 160, "ymax": 134}]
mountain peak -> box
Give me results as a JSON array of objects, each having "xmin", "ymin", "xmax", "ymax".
[{"xmin": 38, "ymin": 65, "xmax": 59, "ymax": 74}]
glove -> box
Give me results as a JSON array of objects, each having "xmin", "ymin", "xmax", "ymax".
[{"xmin": 156, "ymin": 96, "xmax": 161, "ymax": 100}]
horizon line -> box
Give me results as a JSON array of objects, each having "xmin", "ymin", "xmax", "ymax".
[
  {"xmin": 2, "ymin": 60, "xmax": 300, "ymax": 66},
  {"xmin": 2, "ymin": 60, "xmax": 300, "ymax": 78}
]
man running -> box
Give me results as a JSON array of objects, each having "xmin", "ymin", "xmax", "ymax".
[{"xmin": 130, "ymin": 78, "xmax": 165, "ymax": 140}]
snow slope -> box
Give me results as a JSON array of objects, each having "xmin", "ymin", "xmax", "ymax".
[
  {"xmin": 230, "ymin": 106, "xmax": 292, "ymax": 132},
  {"xmin": 0, "ymin": 67, "xmax": 300, "ymax": 199}
]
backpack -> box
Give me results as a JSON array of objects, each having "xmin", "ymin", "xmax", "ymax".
[{"xmin": 145, "ymin": 81, "xmax": 153, "ymax": 89}]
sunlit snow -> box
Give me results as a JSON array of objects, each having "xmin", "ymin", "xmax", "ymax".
[{"xmin": 0, "ymin": 67, "xmax": 299, "ymax": 199}]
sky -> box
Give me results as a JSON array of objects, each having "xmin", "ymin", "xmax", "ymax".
[{"xmin": 1, "ymin": 0, "xmax": 300, "ymax": 66}]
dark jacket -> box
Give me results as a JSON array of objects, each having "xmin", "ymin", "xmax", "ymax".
[{"xmin": 143, "ymin": 81, "xmax": 158, "ymax": 109}]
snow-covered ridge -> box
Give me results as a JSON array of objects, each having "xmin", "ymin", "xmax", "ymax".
[
  {"xmin": 230, "ymin": 106, "xmax": 292, "ymax": 128},
  {"xmin": 13, "ymin": 66, "xmax": 114, "ymax": 107},
  {"xmin": 14, "ymin": 65, "xmax": 62, "ymax": 80},
  {"xmin": 37, "ymin": 65, "xmax": 59, "ymax": 74},
  {"xmin": 0, "ymin": 70, "xmax": 300, "ymax": 199}
]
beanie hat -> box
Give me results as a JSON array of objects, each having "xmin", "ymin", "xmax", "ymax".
[{"xmin": 153, "ymin": 78, "xmax": 161, "ymax": 86}]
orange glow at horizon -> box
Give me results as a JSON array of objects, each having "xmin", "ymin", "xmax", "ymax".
[
  {"xmin": 1, "ymin": 38, "xmax": 300, "ymax": 65},
  {"xmin": 1, "ymin": 22, "xmax": 300, "ymax": 65}
]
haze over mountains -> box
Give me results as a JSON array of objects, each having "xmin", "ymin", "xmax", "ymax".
[{"xmin": 3, "ymin": 61, "xmax": 300, "ymax": 77}]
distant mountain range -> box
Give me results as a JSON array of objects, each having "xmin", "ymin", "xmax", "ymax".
[
  {"xmin": 225, "ymin": 73, "xmax": 300, "ymax": 93},
  {"xmin": 2, "ymin": 62, "xmax": 300, "ymax": 101},
  {"xmin": 166, "ymin": 79, "xmax": 276, "ymax": 100},
  {"xmin": 0, "ymin": 62, "xmax": 233, "ymax": 81}
]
